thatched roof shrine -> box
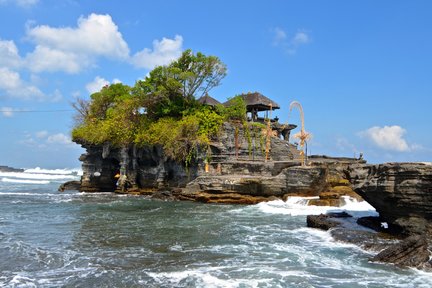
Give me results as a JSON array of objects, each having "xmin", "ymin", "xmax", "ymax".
[
  {"xmin": 224, "ymin": 92, "xmax": 280, "ymax": 112},
  {"xmin": 198, "ymin": 94, "xmax": 221, "ymax": 107}
]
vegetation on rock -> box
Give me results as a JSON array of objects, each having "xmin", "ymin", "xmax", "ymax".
[{"xmin": 72, "ymin": 50, "xmax": 246, "ymax": 165}]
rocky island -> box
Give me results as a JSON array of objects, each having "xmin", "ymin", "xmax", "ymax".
[{"xmin": 70, "ymin": 50, "xmax": 432, "ymax": 269}]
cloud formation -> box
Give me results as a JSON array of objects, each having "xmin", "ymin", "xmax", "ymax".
[
  {"xmin": 0, "ymin": 67, "xmax": 45, "ymax": 100},
  {"xmin": 26, "ymin": 13, "xmax": 130, "ymax": 73},
  {"xmin": 1, "ymin": 107, "xmax": 14, "ymax": 117},
  {"xmin": 359, "ymin": 125, "xmax": 411, "ymax": 152},
  {"xmin": 21, "ymin": 131, "xmax": 74, "ymax": 148},
  {"xmin": 272, "ymin": 28, "xmax": 310, "ymax": 54},
  {"xmin": 0, "ymin": 13, "xmax": 183, "ymax": 102},
  {"xmin": 131, "ymin": 35, "xmax": 183, "ymax": 69}
]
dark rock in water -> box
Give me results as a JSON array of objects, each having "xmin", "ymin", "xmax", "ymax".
[
  {"xmin": 0, "ymin": 165, "xmax": 24, "ymax": 172},
  {"xmin": 58, "ymin": 181, "xmax": 81, "ymax": 192},
  {"xmin": 306, "ymin": 214, "xmax": 340, "ymax": 231},
  {"xmin": 326, "ymin": 211, "xmax": 352, "ymax": 218},
  {"xmin": 357, "ymin": 216, "xmax": 387, "ymax": 232},
  {"xmin": 330, "ymin": 228, "xmax": 395, "ymax": 252},
  {"xmin": 371, "ymin": 235, "xmax": 430, "ymax": 268},
  {"xmin": 150, "ymin": 190, "xmax": 177, "ymax": 201},
  {"xmin": 348, "ymin": 162, "xmax": 432, "ymax": 236}
]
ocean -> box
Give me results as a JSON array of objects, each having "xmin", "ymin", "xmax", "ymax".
[{"xmin": 1, "ymin": 168, "xmax": 432, "ymax": 287}]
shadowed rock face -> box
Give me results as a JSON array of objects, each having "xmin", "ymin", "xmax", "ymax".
[
  {"xmin": 371, "ymin": 235, "xmax": 430, "ymax": 268},
  {"xmin": 347, "ymin": 163, "xmax": 432, "ymax": 235}
]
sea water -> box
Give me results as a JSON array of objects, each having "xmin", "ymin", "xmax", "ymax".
[{"xmin": 1, "ymin": 169, "xmax": 432, "ymax": 287}]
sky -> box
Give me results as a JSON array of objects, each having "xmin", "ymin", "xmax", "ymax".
[{"xmin": 0, "ymin": 0, "xmax": 431, "ymax": 168}]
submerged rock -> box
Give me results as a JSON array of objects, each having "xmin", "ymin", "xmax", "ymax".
[
  {"xmin": 306, "ymin": 214, "xmax": 341, "ymax": 231},
  {"xmin": 58, "ymin": 180, "xmax": 81, "ymax": 192}
]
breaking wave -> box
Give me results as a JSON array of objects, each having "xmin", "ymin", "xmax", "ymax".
[{"xmin": 0, "ymin": 167, "xmax": 81, "ymax": 185}]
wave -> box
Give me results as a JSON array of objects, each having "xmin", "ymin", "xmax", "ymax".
[
  {"xmin": 24, "ymin": 167, "xmax": 83, "ymax": 176},
  {"xmin": 1, "ymin": 178, "xmax": 50, "ymax": 184},
  {"xmin": 0, "ymin": 172, "xmax": 77, "ymax": 180},
  {"xmin": 256, "ymin": 196, "xmax": 378, "ymax": 218}
]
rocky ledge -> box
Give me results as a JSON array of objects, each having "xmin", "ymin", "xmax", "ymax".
[{"xmin": 347, "ymin": 162, "xmax": 432, "ymax": 236}]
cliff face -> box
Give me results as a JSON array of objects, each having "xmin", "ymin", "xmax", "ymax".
[
  {"xmin": 77, "ymin": 122, "xmax": 299, "ymax": 193},
  {"xmin": 347, "ymin": 163, "xmax": 432, "ymax": 235},
  {"xmin": 79, "ymin": 143, "xmax": 195, "ymax": 192}
]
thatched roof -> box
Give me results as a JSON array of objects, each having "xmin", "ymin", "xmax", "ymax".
[
  {"xmin": 198, "ymin": 94, "xmax": 221, "ymax": 107},
  {"xmin": 224, "ymin": 92, "xmax": 280, "ymax": 112}
]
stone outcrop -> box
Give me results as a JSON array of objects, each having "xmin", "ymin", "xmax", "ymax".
[
  {"xmin": 0, "ymin": 165, "xmax": 24, "ymax": 172},
  {"xmin": 58, "ymin": 180, "xmax": 81, "ymax": 192},
  {"xmin": 371, "ymin": 235, "xmax": 430, "ymax": 268},
  {"xmin": 73, "ymin": 121, "xmax": 366, "ymax": 204},
  {"xmin": 347, "ymin": 162, "xmax": 432, "ymax": 235}
]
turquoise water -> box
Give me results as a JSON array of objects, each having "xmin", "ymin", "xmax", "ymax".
[{"xmin": 1, "ymin": 170, "xmax": 432, "ymax": 287}]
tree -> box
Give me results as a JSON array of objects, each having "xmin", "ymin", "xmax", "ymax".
[{"xmin": 133, "ymin": 49, "xmax": 227, "ymax": 119}]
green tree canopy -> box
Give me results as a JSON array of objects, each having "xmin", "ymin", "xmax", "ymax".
[{"xmin": 133, "ymin": 49, "xmax": 227, "ymax": 119}]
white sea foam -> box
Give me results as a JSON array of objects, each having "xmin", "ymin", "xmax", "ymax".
[
  {"xmin": 0, "ymin": 172, "xmax": 77, "ymax": 180},
  {"xmin": 24, "ymin": 167, "xmax": 82, "ymax": 175},
  {"xmin": 1, "ymin": 178, "xmax": 50, "ymax": 184},
  {"xmin": 147, "ymin": 270, "xmax": 267, "ymax": 288},
  {"xmin": 256, "ymin": 196, "xmax": 378, "ymax": 218}
]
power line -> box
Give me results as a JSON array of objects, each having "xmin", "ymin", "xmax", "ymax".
[{"xmin": 0, "ymin": 109, "xmax": 74, "ymax": 113}]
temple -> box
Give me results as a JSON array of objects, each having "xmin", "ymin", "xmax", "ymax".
[{"xmin": 199, "ymin": 91, "xmax": 297, "ymax": 141}]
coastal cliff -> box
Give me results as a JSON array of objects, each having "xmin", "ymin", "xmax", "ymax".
[
  {"xmin": 76, "ymin": 121, "xmax": 366, "ymax": 206},
  {"xmin": 347, "ymin": 162, "xmax": 432, "ymax": 235}
]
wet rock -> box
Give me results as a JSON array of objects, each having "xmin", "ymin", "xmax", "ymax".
[
  {"xmin": 347, "ymin": 162, "xmax": 432, "ymax": 236},
  {"xmin": 150, "ymin": 191, "xmax": 176, "ymax": 201},
  {"xmin": 357, "ymin": 216, "xmax": 387, "ymax": 232},
  {"xmin": 371, "ymin": 235, "xmax": 430, "ymax": 267},
  {"xmin": 58, "ymin": 180, "xmax": 81, "ymax": 192},
  {"xmin": 306, "ymin": 214, "xmax": 340, "ymax": 231},
  {"xmin": 330, "ymin": 228, "xmax": 395, "ymax": 252}
]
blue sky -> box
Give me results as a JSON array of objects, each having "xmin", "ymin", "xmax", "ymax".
[{"xmin": 0, "ymin": 0, "xmax": 431, "ymax": 168}]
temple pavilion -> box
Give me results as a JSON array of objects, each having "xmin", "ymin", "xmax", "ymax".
[{"xmin": 198, "ymin": 92, "xmax": 296, "ymax": 141}]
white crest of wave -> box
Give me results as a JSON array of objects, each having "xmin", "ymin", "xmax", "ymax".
[
  {"xmin": 24, "ymin": 167, "xmax": 83, "ymax": 176},
  {"xmin": 0, "ymin": 171, "xmax": 76, "ymax": 180},
  {"xmin": 1, "ymin": 178, "xmax": 50, "ymax": 184},
  {"xmin": 257, "ymin": 196, "xmax": 378, "ymax": 218}
]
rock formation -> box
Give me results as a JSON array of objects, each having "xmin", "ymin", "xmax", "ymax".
[
  {"xmin": 74, "ymin": 122, "xmax": 365, "ymax": 204},
  {"xmin": 0, "ymin": 165, "xmax": 24, "ymax": 172},
  {"xmin": 347, "ymin": 162, "xmax": 432, "ymax": 235}
]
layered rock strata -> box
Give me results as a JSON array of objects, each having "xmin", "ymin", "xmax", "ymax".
[{"xmin": 347, "ymin": 162, "xmax": 432, "ymax": 235}]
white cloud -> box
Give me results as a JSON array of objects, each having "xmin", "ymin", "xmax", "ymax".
[
  {"xmin": 131, "ymin": 35, "xmax": 183, "ymax": 69},
  {"xmin": 292, "ymin": 31, "xmax": 310, "ymax": 45},
  {"xmin": 35, "ymin": 130, "xmax": 48, "ymax": 138},
  {"xmin": 359, "ymin": 125, "xmax": 411, "ymax": 152},
  {"xmin": 272, "ymin": 28, "xmax": 310, "ymax": 55},
  {"xmin": 21, "ymin": 131, "xmax": 74, "ymax": 148},
  {"xmin": 0, "ymin": 67, "xmax": 45, "ymax": 100},
  {"xmin": 0, "ymin": 39, "xmax": 22, "ymax": 68},
  {"xmin": 26, "ymin": 45, "xmax": 84, "ymax": 73},
  {"xmin": 85, "ymin": 76, "xmax": 122, "ymax": 94},
  {"xmin": 46, "ymin": 133, "xmax": 73, "ymax": 145},
  {"xmin": 1, "ymin": 107, "xmax": 14, "ymax": 117},
  {"xmin": 272, "ymin": 27, "xmax": 287, "ymax": 45},
  {"xmin": 26, "ymin": 13, "xmax": 130, "ymax": 73}
]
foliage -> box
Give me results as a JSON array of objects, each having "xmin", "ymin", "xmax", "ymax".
[
  {"xmin": 71, "ymin": 50, "xmax": 239, "ymax": 165},
  {"xmin": 216, "ymin": 95, "xmax": 247, "ymax": 121},
  {"xmin": 133, "ymin": 49, "xmax": 227, "ymax": 119},
  {"xmin": 134, "ymin": 106, "xmax": 223, "ymax": 165},
  {"xmin": 72, "ymin": 83, "xmax": 144, "ymax": 146}
]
